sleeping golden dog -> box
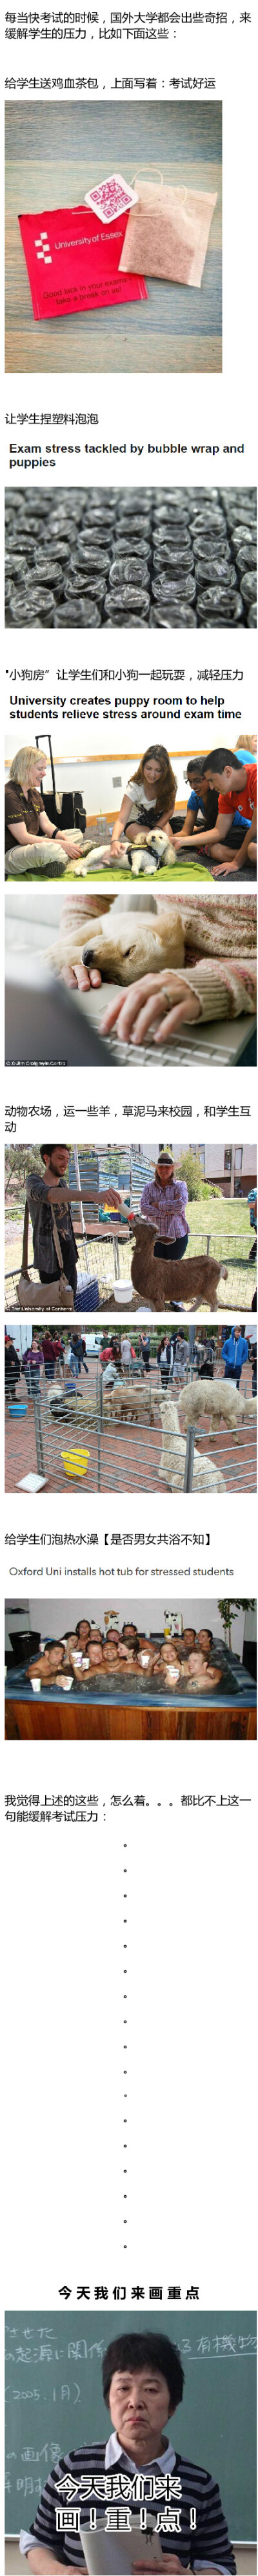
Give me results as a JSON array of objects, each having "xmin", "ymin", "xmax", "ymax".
[{"xmin": 50, "ymin": 903, "xmax": 186, "ymax": 985}]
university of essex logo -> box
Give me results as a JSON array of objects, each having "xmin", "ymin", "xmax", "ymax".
[{"xmin": 35, "ymin": 230, "xmax": 52, "ymax": 265}]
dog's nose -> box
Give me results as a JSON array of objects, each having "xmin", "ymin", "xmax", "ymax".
[{"xmin": 83, "ymin": 945, "xmax": 95, "ymax": 966}]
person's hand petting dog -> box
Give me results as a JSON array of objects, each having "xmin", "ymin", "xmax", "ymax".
[
  {"xmin": 102, "ymin": 971, "xmax": 201, "ymax": 1046},
  {"xmin": 57, "ymin": 835, "xmax": 84, "ymax": 861}
]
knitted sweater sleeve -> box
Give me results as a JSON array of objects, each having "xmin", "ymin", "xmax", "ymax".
[{"xmin": 180, "ymin": 959, "xmax": 257, "ymax": 1021}]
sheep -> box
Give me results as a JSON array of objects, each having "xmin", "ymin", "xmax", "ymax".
[
  {"xmin": 46, "ymin": 1381, "xmax": 157, "ymax": 1429},
  {"xmin": 46, "ymin": 1386, "xmax": 97, "ymax": 1425},
  {"xmin": 158, "ymin": 1397, "xmax": 226, "ymax": 1492},
  {"xmin": 130, "ymin": 1218, "xmax": 228, "ymax": 1312},
  {"xmin": 107, "ymin": 1381, "xmax": 157, "ymax": 1425},
  {"xmin": 179, "ymin": 1379, "xmax": 257, "ymax": 1436}
]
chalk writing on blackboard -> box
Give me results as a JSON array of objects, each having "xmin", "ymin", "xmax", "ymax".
[{"xmin": 5, "ymin": 2329, "xmax": 257, "ymax": 2365}]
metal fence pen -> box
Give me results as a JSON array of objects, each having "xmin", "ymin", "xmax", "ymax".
[
  {"xmin": 184, "ymin": 1427, "xmax": 195, "ymax": 1492},
  {"xmin": 5, "ymin": 1380, "xmax": 257, "ymax": 1497},
  {"xmin": 5, "ymin": 1225, "xmax": 256, "ymax": 1315},
  {"xmin": 33, "ymin": 1390, "xmax": 45, "ymax": 1479}
]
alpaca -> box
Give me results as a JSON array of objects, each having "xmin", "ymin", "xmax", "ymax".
[
  {"xmin": 179, "ymin": 1379, "xmax": 257, "ymax": 1436},
  {"xmin": 158, "ymin": 1397, "xmax": 226, "ymax": 1492},
  {"xmin": 130, "ymin": 1218, "xmax": 227, "ymax": 1312}
]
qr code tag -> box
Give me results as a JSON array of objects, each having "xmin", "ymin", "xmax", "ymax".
[{"xmin": 84, "ymin": 173, "xmax": 138, "ymax": 224}]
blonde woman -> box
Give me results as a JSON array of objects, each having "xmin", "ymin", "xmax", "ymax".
[{"xmin": 5, "ymin": 745, "xmax": 83, "ymax": 877}]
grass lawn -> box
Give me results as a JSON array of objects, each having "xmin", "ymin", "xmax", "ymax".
[
  {"xmin": 187, "ymin": 1197, "xmax": 253, "ymax": 1249},
  {"xmin": 186, "ymin": 1197, "xmax": 255, "ymax": 1308}
]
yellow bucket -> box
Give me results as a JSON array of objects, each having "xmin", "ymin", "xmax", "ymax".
[{"xmin": 61, "ymin": 1448, "xmax": 90, "ymax": 1478}]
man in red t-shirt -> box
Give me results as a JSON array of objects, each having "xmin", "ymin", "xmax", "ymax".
[{"xmin": 190, "ymin": 747, "xmax": 257, "ymax": 878}]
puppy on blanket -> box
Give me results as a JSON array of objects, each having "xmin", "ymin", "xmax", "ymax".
[{"xmin": 84, "ymin": 831, "xmax": 170, "ymax": 876}]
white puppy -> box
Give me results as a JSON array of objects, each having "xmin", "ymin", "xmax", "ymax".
[{"xmin": 128, "ymin": 829, "xmax": 172, "ymax": 876}]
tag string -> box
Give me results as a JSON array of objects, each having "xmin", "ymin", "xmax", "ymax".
[{"xmin": 131, "ymin": 168, "xmax": 188, "ymax": 203}]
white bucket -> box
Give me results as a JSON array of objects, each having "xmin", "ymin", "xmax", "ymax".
[{"xmin": 114, "ymin": 1280, "xmax": 133, "ymax": 1303}]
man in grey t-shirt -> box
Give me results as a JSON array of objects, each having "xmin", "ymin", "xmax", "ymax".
[
  {"xmin": 26, "ymin": 1146, "xmax": 126, "ymax": 1293},
  {"xmin": 26, "ymin": 1147, "xmax": 79, "ymax": 1294}
]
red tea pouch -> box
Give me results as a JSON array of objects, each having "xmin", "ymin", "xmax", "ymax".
[
  {"xmin": 119, "ymin": 168, "xmax": 217, "ymax": 287},
  {"xmin": 18, "ymin": 193, "xmax": 148, "ymax": 320}
]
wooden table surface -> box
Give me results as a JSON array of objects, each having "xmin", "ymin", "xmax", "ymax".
[
  {"xmin": 5, "ymin": 99, "xmax": 222, "ymax": 376},
  {"xmin": 5, "ymin": 1698, "xmax": 253, "ymax": 1741}
]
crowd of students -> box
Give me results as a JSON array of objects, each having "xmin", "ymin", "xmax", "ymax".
[
  {"xmin": 5, "ymin": 1327, "xmax": 88, "ymax": 1397},
  {"xmin": 92, "ymin": 737, "xmax": 257, "ymax": 882},
  {"xmin": 5, "ymin": 737, "xmax": 256, "ymax": 883},
  {"xmin": 27, "ymin": 1617, "xmax": 223, "ymax": 1696}
]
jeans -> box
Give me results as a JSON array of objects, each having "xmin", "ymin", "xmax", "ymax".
[
  {"xmin": 154, "ymin": 1232, "xmax": 188, "ymax": 1261},
  {"xmin": 224, "ymin": 1365, "xmax": 241, "ymax": 1387}
]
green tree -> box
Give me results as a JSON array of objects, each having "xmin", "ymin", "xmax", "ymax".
[
  {"xmin": 5, "ymin": 1145, "xmax": 43, "ymax": 1201},
  {"xmin": 177, "ymin": 1149, "xmax": 221, "ymax": 1202}
]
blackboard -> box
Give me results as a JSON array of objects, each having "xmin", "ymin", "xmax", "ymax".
[{"xmin": 5, "ymin": 2310, "xmax": 256, "ymax": 2540}]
